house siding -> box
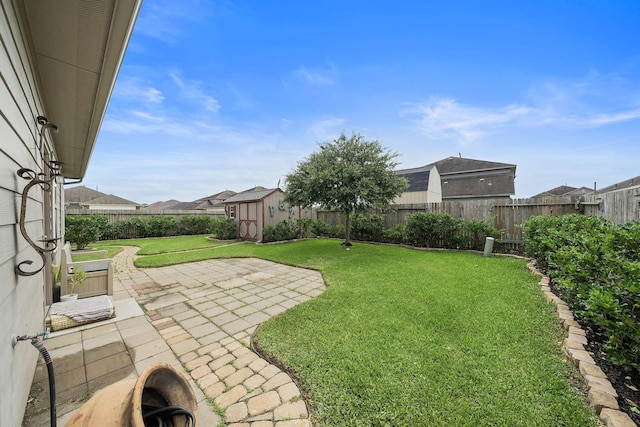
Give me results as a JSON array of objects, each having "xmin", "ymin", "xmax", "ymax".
[{"xmin": 1, "ymin": 2, "xmax": 64, "ymax": 425}]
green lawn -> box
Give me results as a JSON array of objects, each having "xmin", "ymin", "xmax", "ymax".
[
  {"xmin": 91, "ymin": 234, "xmax": 233, "ymax": 255},
  {"xmin": 96, "ymin": 237, "xmax": 598, "ymax": 426}
]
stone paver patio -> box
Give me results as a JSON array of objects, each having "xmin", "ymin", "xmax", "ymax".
[{"xmin": 114, "ymin": 246, "xmax": 326, "ymax": 427}]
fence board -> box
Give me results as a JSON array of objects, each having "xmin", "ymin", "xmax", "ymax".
[{"xmin": 65, "ymin": 209, "xmax": 225, "ymax": 225}]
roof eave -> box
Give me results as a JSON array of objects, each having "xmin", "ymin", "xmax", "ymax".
[{"xmin": 20, "ymin": 0, "xmax": 142, "ymax": 180}]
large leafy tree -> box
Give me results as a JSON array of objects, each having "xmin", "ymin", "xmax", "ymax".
[{"xmin": 285, "ymin": 132, "xmax": 408, "ymax": 245}]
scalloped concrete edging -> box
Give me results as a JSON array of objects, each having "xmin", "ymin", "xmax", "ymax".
[{"xmin": 527, "ymin": 261, "xmax": 637, "ymax": 427}]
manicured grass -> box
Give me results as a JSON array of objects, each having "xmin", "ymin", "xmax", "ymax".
[
  {"xmin": 100, "ymin": 237, "xmax": 598, "ymax": 425},
  {"xmin": 72, "ymin": 246, "xmax": 123, "ymax": 260},
  {"xmin": 91, "ymin": 234, "xmax": 232, "ymax": 255}
]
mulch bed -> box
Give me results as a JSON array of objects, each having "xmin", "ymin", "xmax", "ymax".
[{"xmin": 547, "ymin": 279, "xmax": 640, "ymax": 425}]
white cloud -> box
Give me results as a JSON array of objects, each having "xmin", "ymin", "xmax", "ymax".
[
  {"xmin": 307, "ymin": 117, "xmax": 346, "ymax": 141},
  {"xmin": 114, "ymin": 78, "xmax": 164, "ymax": 103},
  {"xmin": 293, "ymin": 64, "xmax": 337, "ymax": 86},
  {"xmin": 402, "ymin": 97, "xmax": 531, "ymax": 144},
  {"xmin": 403, "ymin": 72, "xmax": 640, "ymax": 145},
  {"xmin": 170, "ymin": 72, "xmax": 221, "ymax": 112},
  {"xmin": 134, "ymin": 0, "xmax": 215, "ymax": 44}
]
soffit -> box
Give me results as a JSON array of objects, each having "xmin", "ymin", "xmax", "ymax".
[{"xmin": 21, "ymin": 0, "xmax": 141, "ymax": 179}]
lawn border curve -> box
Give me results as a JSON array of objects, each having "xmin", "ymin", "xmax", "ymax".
[{"xmin": 527, "ymin": 261, "xmax": 637, "ymax": 427}]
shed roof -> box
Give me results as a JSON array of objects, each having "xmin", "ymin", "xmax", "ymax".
[{"xmin": 223, "ymin": 188, "xmax": 281, "ymax": 203}]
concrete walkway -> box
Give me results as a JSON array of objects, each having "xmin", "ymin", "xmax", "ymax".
[{"xmin": 113, "ymin": 246, "xmax": 326, "ymax": 426}]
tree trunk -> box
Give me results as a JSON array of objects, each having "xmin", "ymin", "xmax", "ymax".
[{"xmin": 344, "ymin": 212, "xmax": 352, "ymax": 246}]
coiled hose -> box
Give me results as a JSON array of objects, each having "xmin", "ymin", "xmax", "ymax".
[
  {"xmin": 31, "ymin": 338, "xmax": 57, "ymax": 427},
  {"xmin": 142, "ymin": 405, "xmax": 196, "ymax": 427}
]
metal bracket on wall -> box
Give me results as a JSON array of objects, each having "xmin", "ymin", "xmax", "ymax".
[{"xmin": 15, "ymin": 168, "xmax": 59, "ymax": 276}]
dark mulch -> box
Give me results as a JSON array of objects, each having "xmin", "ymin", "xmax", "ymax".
[
  {"xmin": 583, "ymin": 326, "xmax": 640, "ymax": 425},
  {"xmin": 547, "ymin": 279, "xmax": 640, "ymax": 425}
]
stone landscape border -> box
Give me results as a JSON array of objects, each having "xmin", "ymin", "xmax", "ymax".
[{"xmin": 527, "ymin": 261, "xmax": 637, "ymax": 427}]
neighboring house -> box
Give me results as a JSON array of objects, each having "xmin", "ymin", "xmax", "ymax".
[
  {"xmin": 166, "ymin": 190, "xmax": 237, "ymax": 214},
  {"xmin": 596, "ymin": 176, "xmax": 640, "ymax": 195},
  {"xmin": 397, "ymin": 156, "xmax": 516, "ymax": 202},
  {"xmin": 581, "ymin": 176, "xmax": 640, "ymax": 224},
  {"xmin": 435, "ymin": 156, "xmax": 516, "ymax": 200},
  {"xmin": 143, "ymin": 200, "xmax": 182, "ymax": 211},
  {"xmin": 531, "ymin": 185, "xmax": 594, "ymax": 199},
  {"xmin": 65, "ymin": 185, "xmax": 141, "ymax": 210},
  {"xmin": 394, "ymin": 164, "xmax": 442, "ymax": 204},
  {"xmin": 222, "ymin": 187, "xmax": 309, "ymax": 241},
  {"xmin": 0, "ymin": 1, "xmax": 140, "ymax": 426}
]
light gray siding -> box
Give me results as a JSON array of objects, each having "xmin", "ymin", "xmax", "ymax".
[{"xmin": 1, "ymin": 2, "xmax": 63, "ymax": 425}]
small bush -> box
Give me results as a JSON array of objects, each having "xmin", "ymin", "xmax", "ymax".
[
  {"xmin": 65, "ymin": 215, "xmax": 106, "ymax": 249},
  {"xmin": 351, "ymin": 214, "xmax": 385, "ymax": 242},
  {"xmin": 147, "ymin": 215, "xmax": 178, "ymax": 237},
  {"xmin": 523, "ymin": 214, "xmax": 640, "ymax": 373},
  {"xmin": 211, "ymin": 217, "xmax": 237, "ymax": 240},
  {"xmin": 178, "ymin": 215, "xmax": 212, "ymax": 235},
  {"xmin": 405, "ymin": 212, "xmax": 464, "ymax": 248},
  {"xmin": 462, "ymin": 219, "xmax": 502, "ymax": 250},
  {"xmin": 311, "ymin": 220, "xmax": 333, "ymax": 237},
  {"xmin": 263, "ymin": 220, "xmax": 299, "ymax": 242}
]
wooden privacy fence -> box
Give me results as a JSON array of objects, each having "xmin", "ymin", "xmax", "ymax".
[
  {"xmin": 317, "ymin": 197, "xmax": 580, "ymax": 250},
  {"xmin": 65, "ymin": 209, "xmax": 225, "ymax": 225},
  {"xmin": 582, "ymin": 187, "xmax": 640, "ymax": 225}
]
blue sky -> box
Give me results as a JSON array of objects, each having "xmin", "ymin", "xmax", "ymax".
[{"xmin": 84, "ymin": 0, "xmax": 640, "ymax": 204}]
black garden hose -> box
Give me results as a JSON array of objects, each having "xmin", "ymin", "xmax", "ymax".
[
  {"xmin": 31, "ymin": 338, "xmax": 56, "ymax": 427},
  {"xmin": 142, "ymin": 405, "xmax": 196, "ymax": 427}
]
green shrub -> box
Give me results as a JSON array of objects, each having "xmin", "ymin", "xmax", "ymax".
[
  {"xmin": 65, "ymin": 215, "xmax": 106, "ymax": 249},
  {"xmin": 523, "ymin": 215, "xmax": 640, "ymax": 373},
  {"xmin": 263, "ymin": 220, "xmax": 299, "ymax": 242},
  {"xmin": 383, "ymin": 224, "xmax": 406, "ymax": 244},
  {"xmin": 178, "ymin": 215, "xmax": 212, "ymax": 235},
  {"xmin": 147, "ymin": 215, "xmax": 178, "ymax": 237},
  {"xmin": 311, "ymin": 220, "xmax": 333, "ymax": 237},
  {"xmin": 211, "ymin": 217, "xmax": 237, "ymax": 240},
  {"xmin": 351, "ymin": 214, "xmax": 385, "ymax": 242},
  {"xmin": 295, "ymin": 218, "xmax": 316, "ymax": 238},
  {"xmin": 405, "ymin": 212, "xmax": 464, "ymax": 248},
  {"xmin": 462, "ymin": 219, "xmax": 502, "ymax": 250}
]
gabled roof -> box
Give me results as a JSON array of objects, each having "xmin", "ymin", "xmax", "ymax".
[
  {"xmin": 396, "ymin": 165, "xmax": 435, "ymax": 192},
  {"xmin": 165, "ymin": 190, "xmax": 237, "ymax": 210},
  {"xmin": 83, "ymin": 194, "xmax": 138, "ymax": 206},
  {"xmin": 531, "ymin": 185, "xmax": 594, "ymax": 198},
  {"xmin": 596, "ymin": 176, "xmax": 640, "ymax": 194},
  {"xmin": 143, "ymin": 200, "xmax": 182, "ymax": 211},
  {"xmin": 431, "ymin": 156, "xmax": 516, "ymax": 174},
  {"xmin": 223, "ymin": 188, "xmax": 281, "ymax": 204},
  {"xmin": 64, "ymin": 185, "xmax": 138, "ymax": 205},
  {"xmin": 64, "ymin": 185, "xmax": 106, "ymax": 203}
]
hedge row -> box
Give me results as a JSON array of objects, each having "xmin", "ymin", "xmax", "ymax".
[
  {"xmin": 263, "ymin": 212, "xmax": 502, "ymax": 251},
  {"xmin": 523, "ymin": 214, "xmax": 640, "ymax": 373},
  {"xmin": 65, "ymin": 214, "xmax": 237, "ymax": 248}
]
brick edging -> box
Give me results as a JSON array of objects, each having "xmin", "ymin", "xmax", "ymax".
[{"xmin": 527, "ymin": 261, "xmax": 637, "ymax": 427}]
